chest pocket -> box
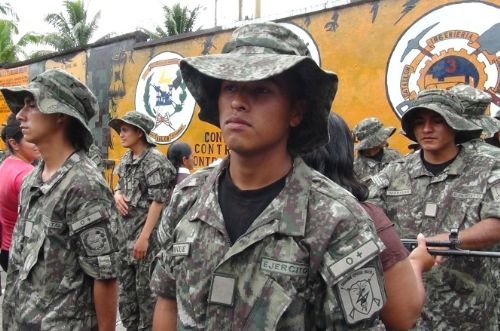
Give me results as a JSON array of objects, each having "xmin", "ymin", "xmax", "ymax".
[{"xmin": 121, "ymin": 165, "xmax": 147, "ymax": 208}]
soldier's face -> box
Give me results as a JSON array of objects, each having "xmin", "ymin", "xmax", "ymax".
[
  {"xmin": 16, "ymin": 96, "xmax": 60, "ymax": 146},
  {"xmin": 217, "ymin": 76, "xmax": 303, "ymax": 156},
  {"xmin": 118, "ymin": 123, "xmax": 143, "ymax": 149},
  {"xmin": 413, "ymin": 110, "xmax": 456, "ymax": 154}
]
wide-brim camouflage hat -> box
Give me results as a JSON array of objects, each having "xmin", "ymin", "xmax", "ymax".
[
  {"xmin": 450, "ymin": 84, "xmax": 500, "ymax": 138},
  {"xmin": 0, "ymin": 69, "xmax": 97, "ymax": 150},
  {"xmin": 402, "ymin": 89, "xmax": 482, "ymax": 144},
  {"xmin": 109, "ymin": 111, "xmax": 156, "ymax": 146},
  {"xmin": 179, "ymin": 22, "xmax": 338, "ymax": 154},
  {"xmin": 353, "ymin": 117, "xmax": 396, "ymax": 150}
]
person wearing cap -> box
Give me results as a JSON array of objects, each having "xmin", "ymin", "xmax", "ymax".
[
  {"xmin": 151, "ymin": 22, "xmax": 386, "ymax": 330},
  {"xmin": 352, "ymin": 117, "xmax": 402, "ymax": 183},
  {"xmin": 450, "ymin": 84, "xmax": 500, "ymax": 159},
  {"xmin": 110, "ymin": 110, "xmax": 175, "ymax": 331},
  {"xmin": 368, "ymin": 89, "xmax": 500, "ymax": 330},
  {"xmin": 0, "ymin": 69, "xmax": 121, "ymax": 330}
]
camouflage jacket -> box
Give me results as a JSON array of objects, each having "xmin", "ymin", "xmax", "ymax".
[
  {"xmin": 461, "ymin": 138, "xmax": 500, "ymax": 159},
  {"xmin": 368, "ymin": 148, "xmax": 500, "ymax": 330},
  {"xmin": 353, "ymin": 148, "xmax": 402, "ymax": 183},
  {"xmin": 115, "ymin": 147, "xmax": 175, "ymax": 241},
  {"xmin": 2, "ymin": 151, "xmax": 121, "ymax": 330},
  {"xmin": 151, "ymin": 157, "xmax": 386, "ymax": 330}
]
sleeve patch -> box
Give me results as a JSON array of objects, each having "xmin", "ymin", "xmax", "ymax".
[
  {"xmin": 329, "ymin": 240, "xmax": 380, "ymax": 281},
  {"xmin": 71, "ymin": 205, "xmax": 104, "ymax": 233},
  {"xmin": 337, "ymin": 267, "xmax": 385, "ymax": 324},
  {"xmin": 80, "ymin": 227, "xmax": 111, "ymax": 256}
]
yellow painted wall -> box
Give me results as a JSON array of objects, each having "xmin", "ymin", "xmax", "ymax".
[{"xmin": 1, "ymin": 0, "xmax": 499, "ymax": 172}]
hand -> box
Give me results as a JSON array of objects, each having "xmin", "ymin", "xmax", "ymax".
[
  {"xmin": 114, "ymin": 190, "xmax": 129, "ymax": 216},
  {"xmin": 409, "ymin": 233, "xmax": 435, "ymax": 272},
  {"xmin": 426, "ymin": 232, "xmax": 449, "ymax": 265},
  {"xmin": 133, "ymin": 236, "xmax": 149, "ymax": 260}
]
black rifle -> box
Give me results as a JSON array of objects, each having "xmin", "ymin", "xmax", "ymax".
[{"xmin": 401, "ymin": 228, "xmax": 500, "ymax": 258}]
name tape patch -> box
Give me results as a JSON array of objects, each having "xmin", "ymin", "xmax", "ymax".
[
  {"xmin": 260, "ymin": 258, "xmax": 309, "ymax": 277},
  {"xmin": 329, "ymin": 240, "xmax": 379, "ymax": 279},
  {"xmin": 451, "ymin": 192, "xmax": 483, "ymax": 199},
  {"xmin": 172, "ymin": 243, "xmax": 190, "ymax": 256},
  {"xmin": 71, "ymin": 210, "xmax": 102, "ymax": 233},
  {"xmin": 386, "ymin": 189, "xmax": 411, "ymax": 196}
]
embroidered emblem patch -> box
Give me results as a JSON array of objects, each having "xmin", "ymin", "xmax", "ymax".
[
  {"xmin": 81, "ymin": 227, "xmax": 111, "ymax": 256},
  {"xmin": 338, "ymin": 267, "xmax": 384, "ymax": 324}
]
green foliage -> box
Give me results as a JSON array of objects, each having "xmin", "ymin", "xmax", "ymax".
[
  {"xmin": 145, "ymin": 2, "xmax": 201, "ymax": 39},
  {"xmin": 0, "ymin": 2, "xmax": 42, "ymax": 63},
  {"xmin": 42, "ymin": 0, "xmax": 101, "ymax": 51}
]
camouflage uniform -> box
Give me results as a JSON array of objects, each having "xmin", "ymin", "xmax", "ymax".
[
  {"xmin": 352, "ymin": 118, "xmax": 402, "ymax": 182},
  {"xmin": 151, "ymin": 22, "xmax": 387, "ymax": 330},
  {"xmin": 0, "ymin": 69, "xmax": 121, "ymax": 330},
  {"xmin": 0, "ymin": 149, "xmax": 6, "ymax": 164},
  {"xmin": 88, "ymin": 143, "xmax": 104, "ymax": 173},
  {"xmin": 151, "ymin": 157, "xmax": 387, "ymax": 330},
  {"xmin": 368, "ymin": 89, "xmax": 499, "ymax": 331},
  {"xmin": 110, "ymin": 111, "xmax": 176, "ymax": 330},
  {"xmin": 450, "ymin": 84, "xmax": 500, "ymax": 159}
]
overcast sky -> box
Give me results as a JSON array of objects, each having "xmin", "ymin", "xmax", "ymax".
[{"xmin": 10, "ymin": 0, "xmax": 336, "ymax": 41}]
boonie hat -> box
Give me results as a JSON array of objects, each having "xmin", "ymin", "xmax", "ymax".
[
  {"xmin": 402, "ymin": 89, "xmax": 482, "ymax": 144},
  {"xmin": 0, "ymin": 69, "xmax": 98, "ymax": 150},
  {"xmin": 109, "ymin": 111, "xmax": 156, "ymax": 146},
  {"xmin": 179, "ymin": 22, "xmax": 338, "ymax": 154},
  {"xmin": 353, "ymin": 117, "xmax": 396, "ymax": 150},
  {"xmin": 450, "ymin": 84, "xmax": 500, "ymax": 138}
]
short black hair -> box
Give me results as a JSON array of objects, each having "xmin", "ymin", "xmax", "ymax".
[
  {"xmin": 2, "ymin": 114, "xmax": 23, "ymax": 153},
  {"xmin": 167, "ymin": 141, "xmax": 192, "ymax": 170}
]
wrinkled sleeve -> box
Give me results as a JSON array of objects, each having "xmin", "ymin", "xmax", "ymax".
[
  {"xmin": 145, "ymin": 157, "xmax": 174, "ymax": 204},
  {"xmin": 67, "ymin": 183, "xmax": 121, "ymax": 280},
  {"xmin": 480, "ymin": 166, "xmax": 500, "ymax": 220},
  {"xmin": 319, "ymin": 203, "xmax": 386, "ymax": 330}
]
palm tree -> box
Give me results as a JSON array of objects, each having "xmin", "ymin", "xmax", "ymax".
[
  {"xmin": 146, "ymin": 2, "xmax": 202, "ymax": 39},
  {"xmin": 42, "ymin": 0, "xmax": 101, "ymax": 51},
  {"xmin": 0, "ymin": 2, "xmax": 42, "ymax": 63}
]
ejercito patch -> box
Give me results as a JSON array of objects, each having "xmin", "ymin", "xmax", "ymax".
[
  {"xmin": 337, "ymin": 267, "xmax": 384, "ymax": 324},
  {"xmin": 81, "ymin": 227, "xmax": 111, "ymax": 256}
]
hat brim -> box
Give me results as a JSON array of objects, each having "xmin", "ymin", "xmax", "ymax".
[
  {"xmin": 109, "ymin": 118, "xmax": 156, "ymax": 146},
  {"xmin": 402, "ymin": 103, "xmax": 482, "ymax": 144},
  {"xmin": 1, "ymin": 84, "xmax": 94, "ymax": 149},
  {"xmin": 355, "ymin": 127, "xmax": 396, "ymax": 150},
  {"xmin": 467, "ymin": 116, "xmax": 500, "ymax": 138},
  {"xmin": 180, "ymin": 53, "xmax": 338, "ymax": 154}
]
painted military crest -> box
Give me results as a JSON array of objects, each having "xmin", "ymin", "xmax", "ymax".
[
  {"xmin": 135, "ymin": 52, "xmax": 196, "ymax": 144},
  {"xmin": 386, "ymin": 2, "xmax": 500, "ymax": 118}
]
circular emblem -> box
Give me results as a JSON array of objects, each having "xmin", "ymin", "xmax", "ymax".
[
  {"xmin": 81, "ymin": 227, "xmax": 110, "ymax": 256},
  {"xmin": 386, "ymin": 2, "xmax": 500, "ymax": 118},
  {"xmin": 135, "ymin": 52, "xmax": 196, "ymax": 144}
]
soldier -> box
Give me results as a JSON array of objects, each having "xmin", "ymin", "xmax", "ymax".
[
  {"xmin": 151, "ymin": 22, "xmax": 386, "ymax": 330},
  {"xmin": 352, "ymin": 117, "xmax": 402, "ymax": 182},
  {"xmin": 110, "ymin": 110, "xmax": 175, "ymax": 331},
  {"xmin": 449, "ymin": 84, "xmax": 500, "ymax": 159},
  {"xmin": 368, "ymin": 89, "xmax": 500, "ymax": 330},
  {"xmin": 0, "ymin": 69, "xmax": 121, "ymax": 330}
]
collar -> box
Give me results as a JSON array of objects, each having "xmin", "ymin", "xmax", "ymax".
[
  {"xmin": 186, "ymin": 156, "xmax": 311, "ymax": 237},
  {"xmin": 124, "ymin": 146, "xmax": 153, "ymax": 165},
  {"xmin": 408, "ymin": 148, "xmax": 466, "ymax": 179},
  {"xmin": 178, "ymin": 167, "xmax": 191, "ymax": 174},
  {"xmin": 30, "ymin": 151, "xmax": 82, "ymax": 196}
]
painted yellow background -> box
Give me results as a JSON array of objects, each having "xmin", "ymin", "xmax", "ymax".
[{"xmin": 1, "ymin": 0, "xmax": 499, "ymax": 169}]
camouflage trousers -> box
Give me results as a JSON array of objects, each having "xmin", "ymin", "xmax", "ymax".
[{"xmin": 118, "ymin": 244, "xmax": 157, "ymax": 331}]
